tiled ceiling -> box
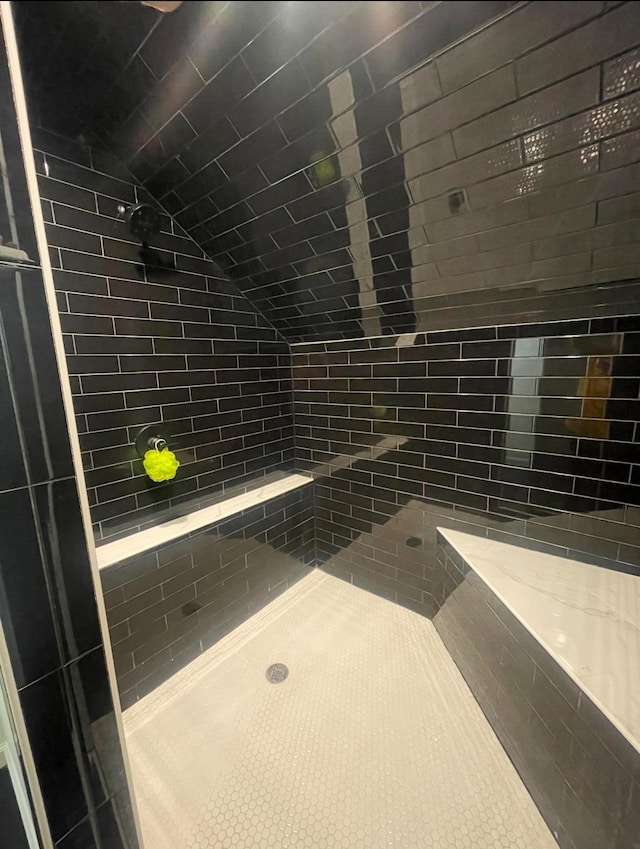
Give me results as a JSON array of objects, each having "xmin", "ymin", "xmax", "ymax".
[
  {"xmin": 13, "ymin": 1, "xmax": 640, "ymax": 342},
  {"xmin": 14, "ymin": 1, "xmax": 160, "ymax": 139}
]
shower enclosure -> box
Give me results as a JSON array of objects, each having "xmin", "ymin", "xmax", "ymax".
[{"xmin": 0, "ymin": 1, "xmax": 638, "ymax": 848}]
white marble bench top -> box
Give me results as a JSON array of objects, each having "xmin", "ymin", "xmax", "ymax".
[
  {"xmin": 438, "ymin": 528, "xmax": 640, "ymax": 754},
  {"xmin": 96, "ymin": 474, "xmax": 312, "ymax": 571}
]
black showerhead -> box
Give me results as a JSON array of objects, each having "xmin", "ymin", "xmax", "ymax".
[{"xmin": 119, "ymin": 202, "xmax": 162, "ymax": 244}]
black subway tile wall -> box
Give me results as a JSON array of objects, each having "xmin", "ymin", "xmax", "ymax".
[
  {"xmin": 0, "ymin": 21, "xmax": 138, "ymax": 849},
  {"xmin": 101, "ymin": 485, "xmax": 314, "ymax": 707},
  {"xmin": 293, "ymin": 315, "xmax": 640, "ymax": 610},
  {"xmin": 33, "ymin": 127, "xmax": 294, "ymax": 541},
  {"xmin": 433, "ymin": 535, "xmax": 640, "ymax": 849},
  {"xmin": 7, "ymin": 1, "xmax": 640, "ymax": 840},
  {"xmin": 15, "ymin": 2, "xmax": 640, "ymax": 345}
]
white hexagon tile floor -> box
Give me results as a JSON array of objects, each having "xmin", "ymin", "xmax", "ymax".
[{"xmin": 123, "ymin": 570, "xmax": 557, "ymax": 849}]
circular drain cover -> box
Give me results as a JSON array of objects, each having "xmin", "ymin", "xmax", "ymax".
[{"xmin": 266, "ymin": 663, "xmax": 289, "ymax": 684}]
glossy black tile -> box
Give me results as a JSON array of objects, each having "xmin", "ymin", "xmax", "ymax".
[
  {"xmin": 301, "ymin": 3, "xmax": 421, "ymax": 87},
  {"xmin": 219, "ymin": 121, "xmax": 288, "ymax": 179},
  {"xmin": 462, "ymin": 340, "xmax": 514, "ymax": 359},
  {"xmin": 365, "ymin": 1, "xmax": 514, "ymax": 90},
  {"xmin": 0, "ymin": 272, "xmax": 75, "ymax": 484},
  {"xmin": 179, "ymin": 118, "xmax": 238, "ymax": 174},
  {"xmin": 0, "ymin": 47, "xmax": 141, "ymax": 841},
  {"xmin": 142, "ymin": 113, "xmax": 197, "ymax": 171},
  {"xmin": 103, "ymin": 486, "xmax": 314, "ymax": 703},
  {"xmin": 49, "ymin": 159, "xmax": 135, "ymax": 203},
  {"xmin": 32, "ymin": 479, "xmax": 103, "ymax": 660},
  {"xmin": 182, "ymin": 56, "xmax": 256, "ymax": 135},
  {"xmin": 0, "ymin": 487, "xmax": 60, "ymax": 687},
  {"xmin": 187, "ymin": 1, "xmax": 279, "ymax": 83},
  {"xmin": 139, "ymin": 3, "xmax": 203, "ymax": 79},
  {"xmin": 230, "ymin": 58, "xmax": 311, "ymax": 138},
  {"xmin": 300, "ymin": 316, "xmax": 640, "ymax": 607},
  {"xmin": 143, "ymin": 156, "xmax": 190, "ymax": 200},
  {"xmin": 277, "ymin": 85, "xmax": 334, "ymax": 144},
  {"xmin": 38, "ymin": 175, "xmax": 96, "ymax": 212},
  {"xmin": 0, "ymin": 334, "xmax": 28, "ymax": 493},
  {"xmin": 55, "ymin": 802, "xmax": 129, "ymax": 849},
  {"xmin": 19, "ymin": 670, "xmax": 89, "ymax": 842},
  {"xmin": 242, "ymin": 3, "xmax": 350, "ymax": 85},
  {"xmin": 31, "ymin": 125, "xmax": 91, "ymax": 168},
  {"xmin": 71, "ymin": 646, "xmax": 116, "ymax": 726},
  {"xmin": 263, "ymin": 126, "xmax": 338, "ymax": 186},
  {"xmin": 0, "ymin": 61, "xmax": 39, "ymax": 257},
  {"xmin": 20, "ymin": 0, "xmax": 640, "ymax": 343},
  {"xmin": 32, "ymin": 134, "xmax": 295, "ymax": 540}
]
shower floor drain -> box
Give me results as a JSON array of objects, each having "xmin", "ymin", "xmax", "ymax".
[{"xmin": 265, "ymin": 663, "xmax": 289, "ymax": 683}]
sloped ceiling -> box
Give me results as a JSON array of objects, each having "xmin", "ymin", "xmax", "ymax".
[{"xmin": 13, "ymin": 1, "xmax": 640, "ymax": 342}]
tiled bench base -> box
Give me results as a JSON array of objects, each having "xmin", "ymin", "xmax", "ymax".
[
  {"xmin": 433, "ymin": 531, "xmax": 640, "ymax": 849},
  {"xmin": 101, "ymin": 485, "xmax": 314, "ymax": 708}
]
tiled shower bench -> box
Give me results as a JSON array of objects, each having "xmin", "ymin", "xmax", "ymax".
[
  {"xmin": 97, "ymin": 474, "xmax": 314, "ymax": 708},
  {"xmin": 433, "ymin": 529, "xmax": 640, "ymax": 849}
]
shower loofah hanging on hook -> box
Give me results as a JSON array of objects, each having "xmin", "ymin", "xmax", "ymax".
[{"xmin": 143, "ymin": 447, "xmax": 180, "ymax": 482}]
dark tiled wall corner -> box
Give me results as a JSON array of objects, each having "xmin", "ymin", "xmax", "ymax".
[
  {"xmin": 0, "ymin": 25, "xmax": 138, "ymax": 849},
  {"xmin": 293, "ymin": 316, "xmax": 640, "ymax": 608},
  {"xmin": 101, "ymin": 485, "xmax": 314, "ymax": 707},
  {"xmin": 433, "ymin": 534, "xmax": 640, "ymax": 849},
  {"xmin": 16, "ymin": 2, "xmax": 640, "ymax": 344},
  {"xmin": 34, "ymin": 127, "xmax": 294, "ymax": 541}
]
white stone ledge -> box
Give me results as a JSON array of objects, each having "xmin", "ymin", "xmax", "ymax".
[
  {"xmin": 438, "ymin": 527, "xmax": 640, "ymax": 755},
  {"xmin": 97, "ymin": 474, "xmax": 312, "ymax": 571}
]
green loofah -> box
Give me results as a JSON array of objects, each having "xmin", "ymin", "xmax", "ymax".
[{"xmin": 143, "ymin": 448, "xmax": 180, "ymax": 482}]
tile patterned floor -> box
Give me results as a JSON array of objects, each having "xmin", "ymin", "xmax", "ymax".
[{"xmin": 124, "ymin": 570, "xmax": 557, "ymax": 849}]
